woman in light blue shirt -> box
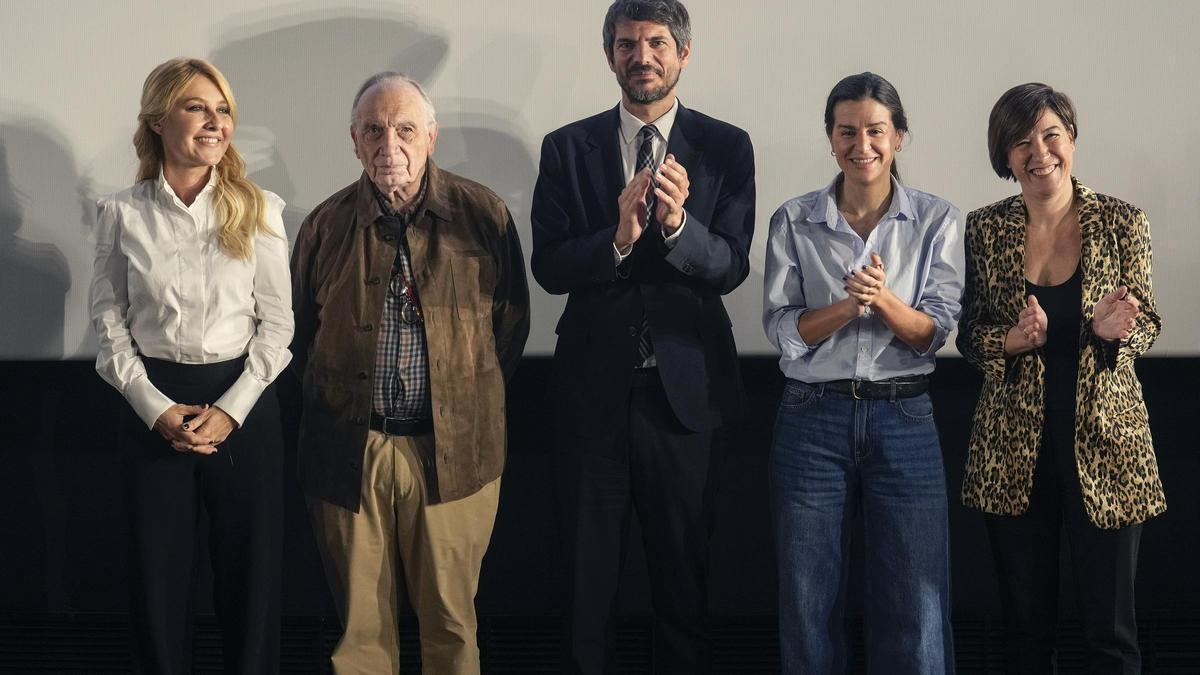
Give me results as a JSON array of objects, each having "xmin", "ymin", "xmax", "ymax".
[{"xmin": 762, "ymin": 72, "xmax": 964, "ymax": 674}]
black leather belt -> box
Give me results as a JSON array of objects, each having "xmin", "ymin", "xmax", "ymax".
[
  {"xmin": 369, "ymin": 412, "xmax": 433, "ymax": 436},
  {"xmin": 822, "ymin": 376, "xmax": 929, "ymax": 400}
]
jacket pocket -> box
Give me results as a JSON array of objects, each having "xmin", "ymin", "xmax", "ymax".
[{"xmin": 450, "ymin": 255, "xmax": 495, "ymax": 321}]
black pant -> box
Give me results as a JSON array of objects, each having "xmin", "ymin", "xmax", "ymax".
[
  {"xmin": 555, "ymin": 369, "xmax": 722, "ymax": 674},
  {"xmin": 123, "ymin": 357, "xmax": 283, "ymax": 674},
  {"xmin": 985, "ymin": 410, "xmax": 1142, "ymax": 675}
]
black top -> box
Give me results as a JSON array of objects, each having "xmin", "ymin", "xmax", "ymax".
[{"xmin": 1026, "ymin": 264, "xmax": 1083, "ymax": 413}]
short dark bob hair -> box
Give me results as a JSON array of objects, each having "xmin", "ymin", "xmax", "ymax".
[
  {"xmin": 602, "ymin": 0, "xmax": 691, "ymax": 57},
  {"xmin": 987, "ymin": 83, "xmax": 1078, "ymax": 181}
]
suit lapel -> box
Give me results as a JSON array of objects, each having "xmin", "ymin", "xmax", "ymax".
[
  {"xmin": 666, "ymin": 103, "xmax": 704, "ymax": 180},
  {"xmin": 1001, "ymin": 194, "xmax": 1028, "ymax": 321},
  {"xmin": 1074, "ymin": 180, "xmax": 1106, "ymax": 312},
  {"xmin": 583, "ymin": 106, "xmax": 624, "ymax": 229}
]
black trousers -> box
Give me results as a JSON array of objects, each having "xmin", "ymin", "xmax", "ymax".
[
  {"xmin": 123, "ymin": 357, "xmax": 283, "ymax": 675},
  {"xmin": 555, "ymin": 369, "xmax": 722, "ymax": 675},
  {"xmin": 985, "ymin": 410, "xmax": 1142, "ymax": 675}
]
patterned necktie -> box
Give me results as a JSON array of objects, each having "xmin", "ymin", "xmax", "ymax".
[
  {"xmin": 637, "ymin": 125, "xmax": 657, "ymax": 218},
  {"xmin": 634, "ymin": 125, "xmax": 657, "ymax": 366}
]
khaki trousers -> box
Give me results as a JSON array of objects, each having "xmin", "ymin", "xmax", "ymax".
[{"xmin": 308, "ymin": 430, "xmax": 500, "ymax": 674}]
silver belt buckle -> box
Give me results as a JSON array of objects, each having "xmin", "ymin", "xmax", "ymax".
[{"xmin": 850, "ymin": 379, "xmax": 865, "ymax": 400}]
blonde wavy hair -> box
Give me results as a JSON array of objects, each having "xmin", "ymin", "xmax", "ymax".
[{"xmin": 133, "ymin": 57, "xmax": 270, "ymax": 260}]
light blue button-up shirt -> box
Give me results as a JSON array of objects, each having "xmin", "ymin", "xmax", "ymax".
[{"xmin": 763, "ymin": 175, "xmax": 964, "ymax": 382}]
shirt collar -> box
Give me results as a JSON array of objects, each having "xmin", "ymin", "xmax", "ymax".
[
  {"xmin": 807, "ymin": 173, "xmax": 914, "ymax": 228},
  {"xmin": 374, "ymin": 171, "xmax": 428, "ymax": 224},
  {"xmin": 617, "ymin": 97, "xmax": 679, "ymax": 146},
  {"xmin": 1005, "ymin": 176, "xmax": 1099, "ymax": 231},
  {"xmin": 156, "ymin": 166, "xmax": 217, "ymax": 205},
  {"xmin": 356, "ymin": 159, "xmax": 449, "ymax": 229}
]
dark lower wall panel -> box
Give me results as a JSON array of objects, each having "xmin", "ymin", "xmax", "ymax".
[{"xmin": 1, "ymin": 357, "xmax": 1196, "ymax": 662}]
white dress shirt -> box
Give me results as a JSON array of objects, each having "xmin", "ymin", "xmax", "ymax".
[
  {"xmin": 612, "ymin": 98, "xmax": 685, "ymax": 263},
  {"xmin": 90, "ymin": 170, "xmax": 294, "ymax": 428}
]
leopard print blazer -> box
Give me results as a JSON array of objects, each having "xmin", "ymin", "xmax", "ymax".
[{"xmin": 956, "ymin": 179, "xmax": 1165, "ymax": 529}]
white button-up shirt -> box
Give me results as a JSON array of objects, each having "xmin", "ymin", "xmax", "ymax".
[{"xmin": 90, "ymin": 170, "xmax": 293, "ymax": 428}]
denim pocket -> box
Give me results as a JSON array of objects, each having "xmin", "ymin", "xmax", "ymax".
[
  {"xmin": 896, "ymin": 394, "xmax": 934, "ymax": 421},
  {"xmin": 779, "ymin": 380, "xmax": 818, "ymax": 409}
]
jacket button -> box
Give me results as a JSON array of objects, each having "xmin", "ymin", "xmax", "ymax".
[
  {"xmin": 362, "ymin": 323, "xmax": 374, "ymax": 332},
  {"xmin": 628, "ymin": 325, "xmax": 638, "ymax": 336},
  {"xmin": 367, "ymin": 276, "xmax": 381, "ymax": 285},
  {"xmin": 349, "ymin": 460, "xmax": 361, "ymax": 470},
  {"xmin": 382, "ymin": 234, "xmax": 395, "ymax": 243},
  {"xmin": 357, "ymin": 371, "xmax": 368, "ymax": 380},
  {"xmin": 354, "ymin": 416, "xmax": 366, "ymax": 425}
]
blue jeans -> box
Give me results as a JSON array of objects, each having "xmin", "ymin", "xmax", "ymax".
[{"xmin": 770, "ymin": 379, "xmax": 954, "ymax": 674}]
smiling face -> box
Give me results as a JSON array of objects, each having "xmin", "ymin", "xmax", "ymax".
[
  {"xmin": 1007, "ymin": 108, "xmax": 1075, "ymax": 200},
  {"xmin": 829, "ymin": 98, "xmax": 903, "ymax": 188},
  {"xmin": 351, "ymin": 80, "xmax": 437, "ymax": 199},
  {"xmin": 153, "ymin": 76, "xmax": 232, "ymax": 173},
  {"xmin": 607, "ymin": 19, "xmax": 690, "ymax": 106}
]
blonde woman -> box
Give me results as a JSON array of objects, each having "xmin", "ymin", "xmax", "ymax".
[{"xmin": 90, "ymin": 57, "xmax": 292, "ymax": 672}]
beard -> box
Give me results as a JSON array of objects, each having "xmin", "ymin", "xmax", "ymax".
[{"xmin": 617, "ymin": 65, "xmax": 680, "ymax": 104}]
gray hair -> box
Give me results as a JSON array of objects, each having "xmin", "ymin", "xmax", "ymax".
[
  {"xmin": 349, "ymin": 72, "xmax": 437, "ymax": 128},
  {"xmin": 602, "ymin": 0, "xmax": 692, "ymax": 57}
]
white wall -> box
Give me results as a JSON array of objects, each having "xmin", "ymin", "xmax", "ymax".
[{"xmin": 1, "ymin": 0, "xmax": 1196, "ymax": 358}]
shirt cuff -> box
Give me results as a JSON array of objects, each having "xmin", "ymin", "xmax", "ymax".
[
  {"xmin": 126, "ymin": 376, "xmax": 175, "ymax": 429},
  {"xmin": 916, "ymin": 321, "xmax": 950, "ymax": 358},
  {"xmin": 775, "ymin": 308, "xmax": 814, "ymax": 360},
  {"xmin": 612, "ymin": 241, "xmax": 632, "ymax": 265},
  {"xmin": 213, "ymin": 369, "xmax": 268, "ymax": 427},
  {"xmin": 661, "ymin": 211, "xmax": 686, "ymax": 248}
]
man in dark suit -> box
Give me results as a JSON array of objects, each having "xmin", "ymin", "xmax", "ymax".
[{"xmin": 530, "ymin": 1, "xmax": 754, "ymax": 671}]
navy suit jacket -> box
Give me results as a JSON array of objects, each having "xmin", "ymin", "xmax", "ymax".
[{"xmin": 531, "ymin": 103, "xmax": 755, "ymax": 439}]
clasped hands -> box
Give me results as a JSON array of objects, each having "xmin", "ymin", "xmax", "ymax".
[
  {"xmin": 1016, "ymin": 285, "xmax": 1140, "ymax": 349},
  {"xmin": 843, "ymin": 252, "xmax": 888, "ymax": 316},
  {"xmin": 153, "ymin": 403, "xmax": 238, "ymax": 455},
  {"xmin": 614, "ymin": 154, "xmax": 689, "ymax": 253}
]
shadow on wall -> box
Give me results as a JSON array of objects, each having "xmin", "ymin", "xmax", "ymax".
[
  {"xmin": 207, "ymin": 8, "xmax": 539, "ymax": 259},
  {"xmin": 0, "ymin": 123, "xmax": 73, "ymax": 360},
  {"xmin": 209, "ymin": 8, "xmax": 451, "ymax": 239}
]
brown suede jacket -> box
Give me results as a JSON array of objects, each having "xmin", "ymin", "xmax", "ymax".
[{"xmin": 291, "ymin": 161, "xmax": 529, "ymax": 510}]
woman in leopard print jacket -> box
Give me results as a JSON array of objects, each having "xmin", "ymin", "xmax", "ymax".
[{"xmin": 957, "ymin": 83, "xmax": 1164, "ymax": 675}]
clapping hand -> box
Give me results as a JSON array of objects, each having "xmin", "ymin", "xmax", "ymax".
[
  {"xmin": 1092, "ymin": 285, "xmax": 1141, "ymax": 341},
  {"xmin": 1017, "ymin": 295, "xmax": 1049, "ymax": 348},
  {"xmin": 653, "ymin": 154, "xmax": 690, "ymax": 234},
  {"xmin": 615, "ymin": 169, "xmax": 654, "ymax": 253}
]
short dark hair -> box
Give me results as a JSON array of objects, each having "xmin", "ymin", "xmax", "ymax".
[
  {"xmin": 823, "ymin": 72, "xmax": 909, "ymax": 179},
  {"xmin": 987, "ymin": 83, "xmax": 1078, "ymax": 181},
  {"xmin": 602, "ymin": 0, "xmax": 691, "ymax": 57}
]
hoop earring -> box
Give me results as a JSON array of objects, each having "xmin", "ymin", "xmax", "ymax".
[{"xmin": 830, "ymin": 150, "xmax": 836, "ymax": 157}]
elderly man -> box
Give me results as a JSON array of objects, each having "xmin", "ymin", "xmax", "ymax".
[
  {"xmin": 291, "ymin": 72, "xmax": 529, "ymax": 673},
  {"xmin": 530, "ymin": 0, "xmax": 755, "ymax": 672}
]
